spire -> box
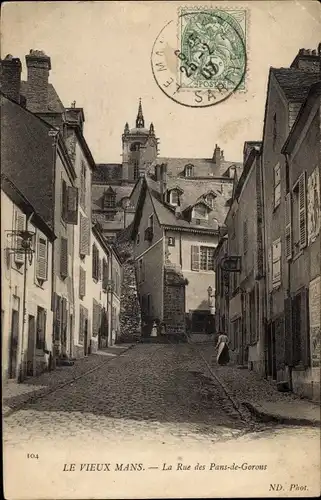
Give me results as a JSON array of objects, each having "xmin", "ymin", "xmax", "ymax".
[
  {"xmin": 124, "ymin": 122, "xmax": 129, "ymax": 134},
  {"xmin": 136, "ymin": 98, "xmax": 145, "ymax": 128},
  {"xmin": 149, "ymin": 122, "xmax": 155, "ymax": 136}
]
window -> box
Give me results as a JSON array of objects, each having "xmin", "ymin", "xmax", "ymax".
[
  {"xmin": 102, "ymin": 258, "xmax": 108, "ymax": 291},
  {"xmin": 60, "ymin": 237, "xmax": 68, "ymax": 278},
  {"xmin": 293, "ymin": 172, "xmax": 307, "ymax": 251},
  {"xmin": 79, "ymin": 213, "xmax": 90, "ymax": 257},
  {"xmin": 205, "ymin": 193, "xmax": 215, "ymax": 208},
  {"xmin": 192, "ymin": 203, "xmax": 208, "ymax": 220},
  {"xmin": 272, "ymin": 238, "xmax": 281, "ymax": 287},
  {"xmin": 79, "ymin": 266, "xmax": 86, "ymax": 299},
  {"xmin": 191, "ymin": 245, "xmax": 215, "ymax": 271},
  {"xmin": 185, "ymin": 164, "xmax": 193, "ymax": 177},
  {"xmin": 200, "ymin": 246, "xmax": 215, "ymax": 270},
  {"xmin": 103, "ymin": 191, "xmax": 116, "ymax": 208},
  {"xmin": 14, "ymin": 210, "xmax": 26, "ymax": 265},
  {"xmin": 62, "ymin": 180, "xmax": 78, "ymax": 224},
  {"xmin": 80, "ymin": 161, "xmax": 86, "ymax": 209},
  {"xmin": 168, "ymin": 236, "xmax": 175, "ymax": 247},
  {"xmin": 36, "ymin": 306, "xmax": 46, "ymax": 350},
  {"xmin": 169, "ymin": 190, "xmax": 179, "ymax": 206},
  {"xmin": 285, "ymin": 192, "xmax": 292, "ymax": 260},
  {"xmin": 36, "ymin": 234, "xmax": 48, "ymax": 282},
  {"xmin": 243, "ymin": 220, "xmax": 248, "ymax": 253},
  {"xmin": 191, "ymin": 312, "xmax": 208, "ymax": 333},
  {"xmin": 92, "ymin": 244, "xmax": 100, "ymax": 280},
  {"xmin": 92, "ymin": 299, "xmax": 101, "ymax": 337},
  {"xmin": 274, "ymin": 163, "xmax": 281, "ymax": 208},
  {"xmin": 134, "ymin": 160, "xmax": 139, "ymax": 180}
]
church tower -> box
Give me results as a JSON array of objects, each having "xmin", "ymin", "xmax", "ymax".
[{"xmin": 122, "ymin": 99, "xmax": 158, "ymax": 182}]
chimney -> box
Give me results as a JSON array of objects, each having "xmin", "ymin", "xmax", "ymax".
[
  {"xmin": 25, "ymin": 49, "xmax": 51, "ymax": 112},
  {"xmin": 0, "ymin": 55, "xmax": 22, "ymax": 103},
  {"xmin": 160, "ymin": 163, "xmax": 167, "ymax": 201},
  {"xmin": 65, "ymin": 105, "xmax": 85, "ymax": 133},
  {"xmin": 213, "ymin": 144, "xmax": 221, "ymax": 166},
  {"xmin": 290, "ymin": 47, "xmax": 320, "ymax": 73}
]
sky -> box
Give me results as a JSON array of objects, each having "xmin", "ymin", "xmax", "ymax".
[{"xmin": 2, "ymin": 1, "xmax": 320, "ymax": 164}]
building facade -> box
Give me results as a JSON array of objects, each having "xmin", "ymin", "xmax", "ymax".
[
  {"xmin": 131, "ymin": 148, "xmax": 240, "ymax": 338},
  {"xmin": 1, "ymin": 175, "xmax": 55, "ymax": 381}
]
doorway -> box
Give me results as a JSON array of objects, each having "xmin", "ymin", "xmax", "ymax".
[
  {"xmin": 9, "ymin": 309, "xmax": 19, "ymax": 379},
  {"xmin": 84, "ymin": 319, "xmax": 88, "ymax": 356},
  {"xmin": 27, "ymin": 315, "xmax": 36, "ymax": 376}
]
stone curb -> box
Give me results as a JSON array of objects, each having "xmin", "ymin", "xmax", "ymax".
[
  {"xmin": 242, "ymin": 401, "xmax": 321, "ymax": 428},
  {"xmin": 3, "ymin": 344, "xmax": 135, "ymax": 418}
]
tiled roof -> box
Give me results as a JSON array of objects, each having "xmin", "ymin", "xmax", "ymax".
[
  {"xmin": 92, "ymin": 163, "xmax": 123, "ymax": 183},
  {"xmin": 272, "ymin": 68, "xmax": 321, "ymax": 102},
  {"xmin": 92, "ymin": 184, "xmax": 134, "ymax": 211},
  {"xmin": 146, "ymin": 175, "xmax": 232, "ymax": 230},
  {"xmin": 20, "ymin": 81, "xmax": 65, "ymax": 112},
  {"xmin": 150, "ymin": 157, "xmax": 242, "ymax": 178}
]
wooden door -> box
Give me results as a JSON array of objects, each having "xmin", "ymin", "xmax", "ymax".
[
  {"xmin": 27, "ymin": 315, "xmax": 36, "ymax": 376},
  {"xmin": 9, "ymin": 310, "xmax": 19, "ymax": 379}
]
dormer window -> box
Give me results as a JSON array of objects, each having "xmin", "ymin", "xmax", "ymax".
[
  {"xmin": 170, "ymin": 190, "xmax": 179, "ymax": 206},
  {"xmin": 184, "ymin": 164, "xmax": 194, "ymax": 177},
  {"xmin": 103, "ymin": 188, "xmax": 116, "ymax": 208},
  {"xmin": 192, "ymin": 203, "xmax": 208, "ymax": 220},
  {"xmin": 205, "ymin": 193, "xmax": 215, "ymax": 208}
]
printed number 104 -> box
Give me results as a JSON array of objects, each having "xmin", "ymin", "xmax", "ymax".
[{"xmin": 27, "ymin": 453, "xmax": 39, "ymax": 459}]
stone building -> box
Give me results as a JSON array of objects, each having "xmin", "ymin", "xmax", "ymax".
[
  {"xmin": 1, "ymin": 174, "xmax": 55, "ymax": 381},
  {"xmin": 91, "ymin": 100, "xmax": 159, "ymax": 240},
  {"xmin": 215, "ymin": 141, "xmax": 265, "ymax": 372},
  {"xmin": 261, "ymin": 47, "xmax": 320, "ymax": 392},
  {"xmin": 281, "ymin": 81, "xmax": 320, "ymax": 401},
  {"xmin": 130, "ymin": 147, "xmax": 241, "ymax": 339}
]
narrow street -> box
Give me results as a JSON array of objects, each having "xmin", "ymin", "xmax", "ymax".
[{"xmin": 4, "ymin": 344, "xmax": 320, "ymax": 498}]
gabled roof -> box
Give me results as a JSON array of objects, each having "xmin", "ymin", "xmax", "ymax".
[
  {"xmin": 93, "ymin": 163, "xmax": 123, "ymax": 183},
  {"xmin": 92, "ymin": 184, "xmax": 134, "ymax": 211},
  {"xmin": 131, "ymin": 174, "xmax": 231, "ymax": 238},
  {"xmin": 151, "ymin": 156, "xmax": 242, "ymax": 179},
  {"xmin": 272, "ymin": 68, "xmax": 320, "ymax": 103}
]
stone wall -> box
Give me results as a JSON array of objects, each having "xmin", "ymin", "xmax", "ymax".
[
  {"xmin": 163, "ymin": 264, "xmax": 186, "ymax": 340},
  {"xmin": 115, "ymin": 227, "xmax": 141, "ymax": 342}
]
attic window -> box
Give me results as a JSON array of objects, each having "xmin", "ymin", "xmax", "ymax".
[
  {"xmin": 192, "ymin": 203, "xmax": 208, "ymax": 220},
  {"xmin": 185, "ymin": 164, "xmax": 193, "ymax": 177},
  {"xmin": 103, "ymin": 191, "xmax": 116, "ymax": 208},
  {"xmin": 169, "ymin": 189, "xmax": 180, "ymax": 206},
  {"xmin": 205, "ymin": 193, "xmax": 215, "ymax": 208}
]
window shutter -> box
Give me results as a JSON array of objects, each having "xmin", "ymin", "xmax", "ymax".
[
  {"xmin": 97, "ymin": 256, "xmax": 101, "ymax": 281},
  {"xmin": 79, "ymin": 305, "xmax": 84, "ymax": 344},
  {"xmin": 66, "ymin": 186, "xmax": 78, "ymax": 225},
  {"xmin": 54, "ymin": 295, "xmax": 61, "ymax": 341},
  {"xmin": 301, "ymin": 287, "xmax": 310, "ymax": 367},
  {"xmin": 191, "ymin": 245, "xmax": 200, "ymax": 271},
  {"xmin": 79, "ymin": 266, "xmax": 86, "ymax": 298},
  {"xmin": 60, "ymin": 237, "xmax": 68, "ymax": 278},
  {"xmin": 36, "ymin": 235, "xmax": 48, "ymax": 281},
  {"xmin": 298, "ymin": 172, "xmax": 307, "ymax": 249},
  {"xmin": 14, "ymin": 211, "xmax": 26, "ymax": 264},
  {"xmin": 102, "ymin": 258, "xmax": 108, "ymax": 290},
  {"xmin": 61, "ymin": 297, "xmax": 67, "ymax": 344},
  {"xmin": 284, "ymin": 296, "xmax": 293, "ymax": 366},
  {"xmin": 62, "ymin": 179, "xmax": 68, "ymax": 221},
  {"xmin": 80, "ymin": 213, "xmax": 90, "ymax": 256},
  {"xmin": 285, "ymin": 192, "xmax": 292, "ymax": 260}
]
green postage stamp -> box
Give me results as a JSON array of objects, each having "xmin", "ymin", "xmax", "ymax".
[{"xmin": 151, "ymin": 7, "xmax": 247, "ymax": 107}]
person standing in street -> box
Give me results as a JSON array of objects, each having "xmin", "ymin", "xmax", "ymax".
[{"xmin": 216, "ymin": 332, "xmax": 230, "ymax": 365}]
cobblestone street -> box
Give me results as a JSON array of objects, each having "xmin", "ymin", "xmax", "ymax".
[
  {"xmin": 4, "ymin": 343, "xmax": 253, "ymax": 446},
  {"xmin": 4, "ymin": 343, "xmax": 320, "ymax": 498}
]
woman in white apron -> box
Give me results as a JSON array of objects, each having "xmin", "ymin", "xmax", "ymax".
[{"xmin": 216, "ymin": 332, "xmax": 230, "ymax": 365}]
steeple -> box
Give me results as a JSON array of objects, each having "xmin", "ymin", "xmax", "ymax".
[
  {"xmin": 124, "ymin": 122, "xmax": 129, "ymax": 134},
  {"xmin": 149, "ymin": 122, "xmax": 155, "ymax": 136},
  {"xmin": 136, "ymin": 98, "xmax": 145, "ymax": 128}
]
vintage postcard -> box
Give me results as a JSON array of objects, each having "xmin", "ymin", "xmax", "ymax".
[{"xmin": 1, "ymin": 1, "xmax": 320, "ymax": 498}]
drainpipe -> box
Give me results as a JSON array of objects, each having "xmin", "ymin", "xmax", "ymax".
[{"xmin": 18, "ymin": 212, "xmax": 34, "ymax": 383}]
